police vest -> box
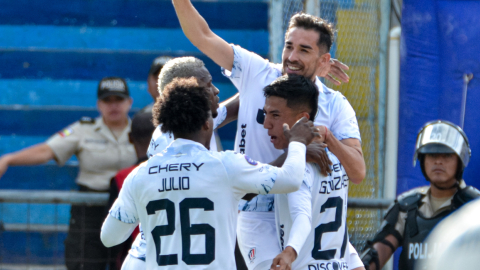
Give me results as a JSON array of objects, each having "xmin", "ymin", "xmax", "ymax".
[{"xmin": 398, "ymin": 186, "xmax": 480, "ymax": 270}]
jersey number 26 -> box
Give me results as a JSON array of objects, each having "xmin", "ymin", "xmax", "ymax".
[{"xmin": 147, "ymin": 198, "xmax": 215, "ymax": 266}]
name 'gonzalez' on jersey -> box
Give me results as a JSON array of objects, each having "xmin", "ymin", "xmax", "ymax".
[
  {"xmin": 276, "ymin": 150, "xmax": 350, "ymax": 270},
  {"xmin": 108, "ymin": 139, "xmax": 307, "ymax": 269}
]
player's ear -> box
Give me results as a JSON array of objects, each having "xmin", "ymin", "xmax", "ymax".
[
  {"xmin": 317, "ymin": 52, "xmax": 331, "ymax": 70},
  {"xmin": 297, "ymin": 111, "xmax": 310, "ymax": 121},
  {"xmin": 202, "ymin": 117, "xmax": 212, "ymax": 131},
  {"xmin": 202, "ymin": 121, "xmax": 211, "ymax": 131}
]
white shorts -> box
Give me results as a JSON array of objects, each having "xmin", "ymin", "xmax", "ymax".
[
  {"xmin": 347, "ymin": 242, "xmax": 364, "ymax": 270},
  {"xmin": 121, "ymin": 254, "xmax": 146, "ymax": 270},
  {"xmin": 237, "ymin": 211, "xmax": 281, "ymax": 270}
]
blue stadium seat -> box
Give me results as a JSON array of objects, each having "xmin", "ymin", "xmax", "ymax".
[{"xmin": 0, "ymin": 0, "xmax": 267, "ymax": 264}]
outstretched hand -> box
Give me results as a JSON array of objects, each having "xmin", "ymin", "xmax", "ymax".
[
  {"xmin": 283, "ymin": 117, "xmax": 320, "ymax": 146},
  {"xmin": 324, "ymin": 58, "xmax": 350, "ymax": 86}
]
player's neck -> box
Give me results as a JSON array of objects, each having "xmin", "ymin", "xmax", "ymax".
[
  {"xmin": 174, "ymin": 132, "xmax": 209, "ymax": 149},
  {"xmin": 134, "ymin": 144, "xmax": 149, "ymax": 160}
]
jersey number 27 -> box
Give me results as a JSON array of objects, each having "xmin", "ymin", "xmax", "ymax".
[
  {"xmin": 147, "ymin": 198, "xmax": 215, "ymax": 266},
  {"xmin": 312, "ymin": 196, "xmax": 348, "ymax": 260}
]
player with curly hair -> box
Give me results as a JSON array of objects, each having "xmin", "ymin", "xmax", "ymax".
[{"xmin": 101, "ymin": 77, "xmax": 320, "ymax": 269}]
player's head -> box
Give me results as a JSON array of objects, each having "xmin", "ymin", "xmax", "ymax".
[
  {"xmin": 263, "ymin": 74, "xmax": 318, "ymax": 149},
  {"xmin": 413, "ymin": 120, "xmax": 471, "ymax": 189},
  {"xmin": 153, "ymin": 77, "xmax": 214, "ymax": 149},
  {"xmin": 147, "ymin": 56, "xmax": 172, "ymax": 100},
  {"xmin": 96, "ymin": 77, "xmax": 133, "ymax": 124},
  {"xmin": 282, "ymin": 13, "xmax": 334, "ymax": 80},
  {"xmin": 129, "ymin": 112, "xmax": 156, "ymax": 159},
  {"xmin": 158, "ymin": 57, "xmax": 219, "ymax": 118}
]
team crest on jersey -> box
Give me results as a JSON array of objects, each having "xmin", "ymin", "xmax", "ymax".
[
  {"xmin": 58, "ymin": 128, "xmax": 73, "ymax": 137},
  {"xmin": 248, "ymin": 247, "xmax": 256, "ymax": 263},
  {"xmin": 244, "ymin": 155, "xmax": 258, "ymax": 166}
]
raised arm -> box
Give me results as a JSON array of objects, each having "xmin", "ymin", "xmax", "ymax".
[
  {"xmin": 0, "ymin": 143, "xmax": 55, "ymax": 179},
  {"xmin": 172, "ymin": 0, "xmax": 234, "ymax": 71},
  {"xmin": 216, "ymin": 93, "xmax": 239, "ymax": 129}
]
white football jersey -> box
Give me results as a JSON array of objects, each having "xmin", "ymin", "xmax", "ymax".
[
  {"xmin": 110, "ymin": 139, "xmax": 283, "ymax": 269},
  {"xmin": 146, "ymin": 105, "xmax": 227, "ymax": 157},
  {"xmin": 275, "ymin": 151, "xmax": 350, "ymax": 269},
  {"xmin": 127, "ymin": 105, "xmax": 227, "ymax": 262},
  {"xmin": 223, "ymin": 45, "xmax": 361, "ymax": 212}
]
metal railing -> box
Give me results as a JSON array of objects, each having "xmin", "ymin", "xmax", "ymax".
[
  {"xmin": 0, "ymin": 190, "xmax": 393, "ymax": 208},
  {"xmin": 0, "ymin": 190, "xmax": 393, "ymax": 269}
]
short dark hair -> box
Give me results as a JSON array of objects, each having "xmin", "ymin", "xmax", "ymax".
[
  {"xmin": 153, "ymin": 77, "xmax": 211, "ymax": 135},
  {"xmin": 286, "ymin": 13, "xmax": 335, "ymax": 53},
  {"xmin": 149, "ymin": 56, "xmax": 173, "ymax": 77},
  {"xmin": 130, "ymin": 112, "xmax": 155, "ymax": 145},
  {"xmin": 263, "ymin": 74, "xmax": 318, "ymax": 121}
]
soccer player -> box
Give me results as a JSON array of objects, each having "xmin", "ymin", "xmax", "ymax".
[
  {"xmin": 147, "ymin": 56, "xmax": 239, "ymax": 156},
  {"xmin": 100, "ymin": 77, "xmax": 319, "ymax": 269},
  {"xmin": 120, "ymin": 56, "xmax": 241, "ymax": 269},
  {"xmin": 255, "ymin": 74, "xmax": 363, "ymax": 270},
  {"xmin": 172, "ymin": 1, "xmax": 365, "ymax": 268}
]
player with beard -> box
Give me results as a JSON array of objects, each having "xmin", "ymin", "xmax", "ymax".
[
  {"xmin": 101, "ymin": 77, "xmax": 320, "ymax": 269},
  {"xmin": 171, "ymin": 1, "xmax": 366, "ymax": 268},
  {"xmin": 361, "ymin": 120, "xmax": 480, "ymax": 270}
]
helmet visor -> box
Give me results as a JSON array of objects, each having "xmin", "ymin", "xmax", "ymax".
[{"xmin": 413, "ymin": 121, "xmax": 470, "ymax": 167}]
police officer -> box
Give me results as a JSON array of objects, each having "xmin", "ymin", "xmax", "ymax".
[
  {"xmin": 0, "ymin": 77, "xmax": 137, "ymax": 270},
  {"xmin": 361, "ymin": 120, "xmax": 480, "ymax": 270}
]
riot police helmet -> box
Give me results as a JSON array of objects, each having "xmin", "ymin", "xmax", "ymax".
[{"xmin": 413, "ymin": 120, "xmax": 470, "ymax": 181}]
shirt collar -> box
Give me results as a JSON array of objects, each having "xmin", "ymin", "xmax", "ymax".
[
  {"xmin": 166, "ymin": 138, "xmax": 209, "ymax": 152},
  {"xmin": 95, "ymin": 116, "xmax": 131, "ymax": 142},
  {"xmin": 421, "ymin": 179, "xmax": 467, "ymax": 207},
  {"xmin": 314, "ymin": 76, "xmax": 325, "ymax": 94}
]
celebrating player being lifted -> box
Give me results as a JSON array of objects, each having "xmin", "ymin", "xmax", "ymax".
[
  {"xmin": 172, "ymin": 0, "xmax": 365, "ymax": 268},
  {"xmin": 101, "ymin": 77, "xmax": 320, "ymax": 269},
  {"xmin": 258, "ymin": 75, "xmax": 364, "ymax": 270}
]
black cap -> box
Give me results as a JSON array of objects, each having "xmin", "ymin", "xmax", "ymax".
[
  {"xmin": 149, "ymin": 56, "xmax": 172, "ymax": 76},
  {"xmin": 97, "ymin": 77, "xmax": 129, "ymax": 100}
]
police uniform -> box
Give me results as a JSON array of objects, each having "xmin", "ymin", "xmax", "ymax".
[
  {"xmin": 47, "ymin": 116, "xmax": 136, "ymax": 191},
  {"xmin": 362, "ymin": 120, "xmax": 480, "ymax": 270},
  {"xmin": 417, "ymin": 197, "xmax": 480, "ymax": 270},
  {"xmin": 372, "ymin": 181, "xmax": 479, "ymax": 270},
  {"xmin": 47, "ymin": 77, "xmax": 137, "ymax": 270}
]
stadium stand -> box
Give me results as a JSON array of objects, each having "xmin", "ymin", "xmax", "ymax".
[{"xmin": 0, "ymin": 0, "xmax": 267, "ymax": 265}]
